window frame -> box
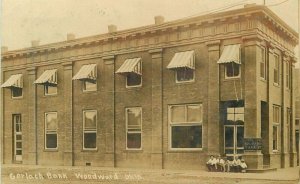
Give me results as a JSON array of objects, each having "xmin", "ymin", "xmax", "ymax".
[
  {"xmin": 175, "ymin": 68, "xmax": 195, "ymax": 84},
  {"xmin": 125, "ymin": 107, "xmax": 142, "ymax": 150},
  {"xmin": 126, "ymin": 73, "xmax": 142, "ymax": 88},
  {"xmin": 273, "ymin": 54, "xmax": 280, "ymax": 86},
  {"xmin": 82, "ymin": 110, "xmax": 97, "ymax": 150},
  {"xmin": 272, "ymin": 105, "xmax": 280, "ymax": 152},
  {"xmin": 11, "ymin": 87, "xmax": 23, "ymax": 99},
  {"xmin": 225, "ymin": 63, "xmax": 241, "ymax": 79},
  {"xmin": 259, "ymin": 46, "xmax": 267, "ymax": 80},
  {"xmin": 168, "ymin": 104, "xmax": 203, "ymax": 151},
  {"xmin": 44, "ymin": 112, "xmax": 58, "ymax": 150}
]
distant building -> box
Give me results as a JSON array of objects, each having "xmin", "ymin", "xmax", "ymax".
[
  {"xmin": 1, "ymin": 4, "xmax": 298, "ymax": 170},
  {"xmin": 295, "ymin": 68, "xmax": 300, "ymax": 166}
]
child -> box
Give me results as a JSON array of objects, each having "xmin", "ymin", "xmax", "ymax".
[
  {"xmin": 240, "ymin": 159, "xmax": 247, "ymax": 173},
  {"xmin": 206, "ymin": 155, "xmax": 217, "ymax": 172},
  {"xmin": 224, "ymin": 157, "xmax": 232, "ymax": 172},
  {"xmin": 216, "ymin": 155, "xmax": 225, "ymax": 172}
]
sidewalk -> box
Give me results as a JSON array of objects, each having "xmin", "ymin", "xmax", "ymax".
[{"xmin": 1, "ymin": 164, "xmax": 299, "ymax": 183}]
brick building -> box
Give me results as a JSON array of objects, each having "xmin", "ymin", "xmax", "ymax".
[{"xmin": 1, "ymin": 4, "xmax": 298, "ymax": 170}]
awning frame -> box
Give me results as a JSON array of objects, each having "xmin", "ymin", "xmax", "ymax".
[
  {"xmin": 72, "ymin": 64, "xmax": 97, "ymax": 81},
  {"xmin": 1, "ymin": 74, "xmax": 23, "ymax": 88},
  {"xmin": 167, "ymin": 50, "xmax": 195, "ymax": 70}
]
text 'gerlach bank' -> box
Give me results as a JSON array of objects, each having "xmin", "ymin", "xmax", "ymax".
[{"xmin": 1, "ymin": 4, "xmax": 299, "ymax": 171}]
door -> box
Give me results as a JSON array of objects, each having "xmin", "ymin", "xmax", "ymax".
[
  {"xmin": 224, "ymin": 125, "xmax": 244, "ymax": 158},
  {"xmin": 13, "ymin": 114, "xmax": 22, "ymax": 162}
]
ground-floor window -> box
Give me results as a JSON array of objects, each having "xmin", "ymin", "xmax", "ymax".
[
  {"xmin": 272, "ymin": 105, "xmax": 280, "ymax": 151},
  {"xmin": 273, "ymin": 125, "xmax": 279, "ymax": 151},
  {"xmin": 126, "ymin": 107, "xmax": 142, "ymax": 149},
  {"xmin": 83, "ymin": 110, "xmax": 97, "ymax": 149},
  {"xmin": 45, "ymin": 112, "xmax": 58, "ymax": 149},
  {"xmin": 13, "ymin": 114, "xmax": 22, "ymax": 161},
  {"xmin": 169, "ymin": 104, "xmax": 203, "ymax": 150}
]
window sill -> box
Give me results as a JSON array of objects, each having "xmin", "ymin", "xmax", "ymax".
[
  {"xmin": 125, "ymin": 148, "xmax": 143, "ymax": 152},
  {"xmin": 126, "ymin": 85, "xmax": 142, "ymax": 89},
  {"xmin": 82, "ymin": 90, "xmax": 97, "ymax": 94},
  {"xmin": 44, "ymin": 94, "xmax": 58, "ymax": 97},
  {"xmin": 259, "ymin": 78, "xmax": 267, "ymax": 83},
  {"xmin": 224, "ymin": 76, "xmax": 241, "ymax": 80},
  {"xmin": 273, "ymin": 83, "xmax": 280, "ymax": 88},
  {"xmin": 11, "ymin": 96, "xmax": 24, "ymax": 100}
]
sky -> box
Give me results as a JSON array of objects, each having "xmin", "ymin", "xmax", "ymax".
[{"xmin": 0, "ymin": 0, "xmax": 299, "ymax": 52}]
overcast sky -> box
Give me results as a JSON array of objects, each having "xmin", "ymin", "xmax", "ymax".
[{"xmin": 1, "ymin": 0, "xmax": 298, "ymax": 51}]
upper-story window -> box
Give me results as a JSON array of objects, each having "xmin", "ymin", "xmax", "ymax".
[
  {"xmin": 116, "ymin": 58, "xmax": 142, "ymax": 88},
  {"xmin": 72, "ymin": 64, "xmax": 97, "ymax": 92},
  {"xmin": 1, "ymin": 74, "xmax": 23, "ymax": 98},
  {"xmin": 167, "ymin": 50, "xmax": 195, "ymax": 83},
  {"xmin": 259, "ymin": 47, "xmax": 266, "ymax": 80},
  {"xmin": 285, "ymin": 61, "xmax": 291, "ymax": 89},
  {"xmin": 217, "ymin": 44, "xmax": 241, "ymax": 79},
  {"xmin": 274, "ymin": 54, "xmax": 280, "ymax": 85},
  {"xmin": 34, "ymin": 69, "xmax": 58, "ymax": 95}
]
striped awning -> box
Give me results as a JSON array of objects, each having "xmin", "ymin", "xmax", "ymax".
[
  {"xmin": 116, "ymin": 58, "xmax": 142, "ymax": 75},
  {"xmin": 217, "ymin": 44, "xmax": 241, "ymax": 64},
  {"xmin": 1, "ymin": 74, "xmax": 23, "ymax": 88},
  {"xmin": 167, "ymin": 50, "xmax": 195, "ymax": 70},
  {"xmin": 73, "ymin": 64, "xmax": 97, "ymax": 80},
  {"xmin": 34, "ymin": 69, "xmax": 57, "ymax": 85}
]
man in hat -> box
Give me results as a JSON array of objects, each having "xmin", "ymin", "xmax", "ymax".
[
  {"xmin": 206, "ymin": 155, "xmax": 217, "ymax": 171},
  {"xmin": 239, "ymin": 159, "xmax": 247, "ymax": 173}
]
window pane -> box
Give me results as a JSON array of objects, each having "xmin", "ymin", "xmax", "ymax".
[
  {"xmin": 16, "ymin": 142, "xmax": 22, "ymax": 149},
  {"xmin": 227, "ymin": 114, "xmax": 235, "ymax": 121},
  {"xmin": 235, "ymin": 114, "xmax": 244, "ymax": 122},
  {"xmin": 46, "ymin": 113, "xmax": 57, "ymax": 130},
  {"xmin": 226, "ymin": 63, "xmax": 240, "ymax": 77},
  {"xmin": 225, "ymin": 149, "xmax": 234, "ymax": 154},
  {"xmin": 127, "ymin": 73, "xmax": 141, "ymax": 86},
  {"xmin": 227, "ymin": 108, "xmax": 235, "ymax": 114},
  {"xmin": 46, "ymin": 134, "xmax": 57, "ymax": 149},
  {"xmin": 45, "ymin": 85, "xmax": 57, "ymax": 95},
  {"xmin": 12, "ymin": 87, "xmax": 22, "ymax": 97},
  {"xmin": 127, "ymin": 133, "xmax": 141, "ymax": 149},
  {"xmin": 84, "ymin": 80, "xmax": 97, "ymax": 91},
  {"xmin": 171, "ymin": 126, "xmax": 202, "ymax": 148},
  {"xmin": 235, "ymin": 107, "xmax": 244, "ymax": 114},
  {"xmin": 16, "ymin": 135, "xmax": 22, "ymax": 140},
  {"xmin": 84, "ymin": 132, "xmax": 97, "ymax": 149},
  {"xmin": 171, "ymin": 106, "xmax": 185, "ymax": 122},
  {"xmin": 16, "ymin": 124, "xmax": 21, "ymax": 132},
  {"xmin": 187, "ymin": 105, "xmax": 202, "ymax": 122},
  {"xmin": 176, "ymin": 68, "xmax": 194, "ymax": 82},
  {"xmin": 237, "ymin": 149, "xmax": 244, "ymax": 154},
  {"xmin": 84, "ymin": 111, "xmax": 97, "ymax": 129},
  {"xmin": 127, "ymin": 108, "xmax": 141, "ymax": 127},
  {"xmin": 16, "ymin": 150, "xmax": 22, "ymax": 155},
  {"xmin": 225, "ymin": 127, "xmax": 234, "ymax": 147}
]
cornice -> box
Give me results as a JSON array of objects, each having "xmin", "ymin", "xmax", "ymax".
[{"xmin": 2, "ymin": 5, "xmax": 297, "ymax": 59}]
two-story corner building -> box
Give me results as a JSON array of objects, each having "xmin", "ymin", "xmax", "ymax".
[{"xmin": 1, "ymin": 4, "xmax": 298, "ymax": 170}]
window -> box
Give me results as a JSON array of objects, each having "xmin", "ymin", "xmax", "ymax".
[
  {"xmin": 83, "ymin": 110, "xmax": 97, "ymax": 149},
  {"xmin": 13, "ymin": 114, "xmax": 22, "ymax": 161},
  {"xmin": 286, "ymin": 62, "xmax": 290, "ymax": 89},
  {"xmin": 126, "ymin": 73, "xmax": 142, "ymax": 87},
  {"xmin": 83, "ymin": 80, "xmax": 97, "ymax": 92},
  {"xmin": 227, "ymin": 107, "xmax": 244, "ymax": 122},
  {"xmin": 274, "ymin": 55, "xmax": 280, "ymax": 85},
  {"xmin": 273, "ymin": 105, "xmax": 280, "ymax": 151},
  {"xmin": 167, "ymin": 50, "xmax": 195, "ymax": 83},
  {"xmin": 169, "ymin": 104, "xmax": 202, "ymax": 150},
  {"xmin": 259, "ymin": 47, "xmax": 266, "ymax": 79},
  {"xmin": 126, "ymin": 108, "xmax": 142, "ymax": 149},
  {"xmin": 44, "ymin": 85, "xmax": 57, "ymax": 95},
  {"xmin": 225, "ymin": 63, "xmax": 240, "ymax": 78},
  {"xmin": 45, "ymin": 112, "xmax": 58, "ymax": 149},
  {"xmin": 116, "ymin": 58, "xmax": 142, "ymax": 88},
  {"xmin": 12, "ymin": 87, "xmax": 23, "ymax": 98},
  {"xmin": 176, "ymin": 68, "xmax": 195, "ymax": 82}
]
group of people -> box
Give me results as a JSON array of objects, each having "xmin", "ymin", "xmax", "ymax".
[{"xmin": 206, "ymin": 155, "xmax": 247, "ymax": 173}]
